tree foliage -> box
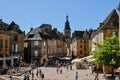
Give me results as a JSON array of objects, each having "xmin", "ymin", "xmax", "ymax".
[{"xmin": 91, "ymin": 36, "xmax": 120, "ymax": 67}]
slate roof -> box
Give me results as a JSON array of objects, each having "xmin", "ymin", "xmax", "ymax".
[
  {"xmin": 24, "ymin": 27, "xmax": 42, "ymax": 41},
  {"xmin": 24, "ymin": 24, "xmax": 64, "ymax": 41},
  {"xmin": 0, "ymin": 19, "xmax": 9, "ymax": 31},
  {"xmin": 91, "ymin": 9, "xmax": 119, "ymax": 38},
  {"xmin": 72, "ymin": 31, "xmax": 85, "ymax": 39},
  {"xmin": 101, "ymin": 9, "xmax": 118, "ymax": 28},
  {"xmin": 39, "ymin": 24, "xmax": 52, "ymax": 29},
  {"xmin": 8, "ymin": 21, "xmax": 23, "ymax": 33},
  {"xmin": 0, "ymin": 20, "xmax": 24, "ymax": 34}
]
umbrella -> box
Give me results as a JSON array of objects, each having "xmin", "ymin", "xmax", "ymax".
[
  {"xmin": 71, "ymin": 58, "xmax": 82, "ymax": 63},
  {"xmin": 116, "ymin": 67, "xmax": 120, "ymax": 72},
  {"xmin": 60, "ymin": 57, "xmax": 71, "ymax": 60},
  {"xmin": 85, "ymin": 55, "xmax": 93, "ymax": 59},
  {"xmin": 86, "ymin": 58, "xmax": 95, "ymax": 62}
]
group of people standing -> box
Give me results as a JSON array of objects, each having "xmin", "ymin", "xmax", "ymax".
[
  {"xmin": 56, "ymin": 62, "xmax": 73, "ymax": 74},
  {"xmin": 23, "ymin": 68, "xmax": 45, "ymax": 80}
]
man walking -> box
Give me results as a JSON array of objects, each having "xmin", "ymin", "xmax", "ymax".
[{"xmin": 75, "ymin": 71, "xmax": 78, "ymax": 80}]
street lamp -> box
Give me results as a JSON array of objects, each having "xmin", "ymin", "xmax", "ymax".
[{"xmin": 111, "ymin": 58, "xmax": 116, "ymax": 77}]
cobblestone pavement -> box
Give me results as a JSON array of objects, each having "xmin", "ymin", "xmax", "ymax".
[
  {"xmin": 0, "ymin": 65, "xmax": 110, "ymax": 80},
  {"xmin": 37, "ymin": 67, "xmax": 105, "ymax": 80}
]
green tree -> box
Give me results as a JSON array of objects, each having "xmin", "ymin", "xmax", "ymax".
[{"xmin": 91, "ymin": 36, "xmax": 120, "ymax": 67}]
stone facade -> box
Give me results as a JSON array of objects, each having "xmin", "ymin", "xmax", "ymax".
[
  {"xmin": 0, "ymin": 33, "xmax": 10, "ymax": 56},
  {"xmin": 91, "ymin": 9, "xmax": 119, "ymax": 51},
  {"xmin": 24, "ymin": 24, "xmax": 66, "ymax": 66},
  {"xmin": 0, "ymin": 20, "xmax": 25, "ymax": 67},
  {"xmin": 71, "ymin": 30, "xmax": 91, "ymax": 58}
]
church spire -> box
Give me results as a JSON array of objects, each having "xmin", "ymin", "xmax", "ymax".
[
  {"xmin": 66, "ymin": 15, "xmax": 68, "ymax": 21},
  {"xmin": 64, "ymin": 15, "xmax": 71, "ymax": 37},
  {"xmin": 64, "ymin": 15, "xmax": 71, "ymax": 30}
]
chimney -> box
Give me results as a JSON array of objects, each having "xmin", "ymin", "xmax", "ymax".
[
  {"xmin": 23, "ymin": 31, "xmax": 25, "ymax": 35},
  {"xmin": 30, "ymin": 27, "xmax": 33, "ymax": 31},
  {"xmin": 99, "ymin": 23, "xmax": 104, "ymax": 27}
]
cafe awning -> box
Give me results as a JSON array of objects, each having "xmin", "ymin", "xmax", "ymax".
[{"xmin": 0, "ymin": 55, "xmax": 20, "ymax": 61}]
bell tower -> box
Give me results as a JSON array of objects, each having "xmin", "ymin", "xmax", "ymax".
[
  {"xmin": 64, "ymin": 15, "xmax": 71, "ymax": 37},
  {"xmin": 64, "ymin": 15, "xmax": 71, "ymax": 56}
]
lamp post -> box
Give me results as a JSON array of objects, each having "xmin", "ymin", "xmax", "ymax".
[{"xmin": 111, "ymin": 58, "xmax": 116, "ymax": 77}]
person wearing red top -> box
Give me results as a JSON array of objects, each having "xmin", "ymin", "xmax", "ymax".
[{"xmin": 32, "ymin": 71, "xmax": 34, "ymax": 80}]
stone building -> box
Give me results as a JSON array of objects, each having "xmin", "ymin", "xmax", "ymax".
[
  {"xmin": 91, "ymin": 9, "xmax": 119, "ymax": 51},
  {"xmin": 71, "ymin": 30, "xmax": 91, "ymax": 58},
  {"xmin": 0, "ymin": 33, "xmax": 10, "ymax": 67},
  {"xmin": 24, "ymin": 24, "xmax": 66, "ymax": 66},
  {"xmin": 0, "ymin": 20, "xmax": 25, "ymax": 68},
  {"xmin": 90, "ymin": 9, "xmax": 119, "ymax": 73}
]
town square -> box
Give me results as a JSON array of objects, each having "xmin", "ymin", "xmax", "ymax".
[
  {"xmin": 0, "ymin": 63, "xmax": 107, "ymax": 80},
  {"xmin": 0, "ymin": 0, "xmax": 119, "ymax": 80}
]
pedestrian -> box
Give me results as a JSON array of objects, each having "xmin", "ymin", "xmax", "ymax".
[
  {"xmin": 24, "ymin": 73, "xmax": 27, "ymax": 80},
  {"xmin": 70, "ymin": 63, "xmax": 72, "ymax": 70},
  {"xmin": 60, "ymin": 67, "xmax": 62, "ymax": 74},
  {"xmin": 57, "ymin": 63, "xmax": 61, "ymax": 69},
  {"xmin": 75, "ymin": 71, "xmax": 78, "ymax": 80},
  {"xmin": 39, "ymin": 69, "xmax": 42, "ymax": 77},
  {"xmin": 91, "ymin": 64, "xmax": 95, "ymax": 74},
  {"xmin": 36, "ymin": 68, "xmax": 39, "ymax": 76},
  {"xmin": 32, "ymin": 71, "xmax": 34, "ymax": 80},
  {"xmin": 94, "ymin": 71, "xmax": 99, "ymax": 80},
  {"xmin": 91, "ymin": 65, "xmax": 94, "ymax": 74},
  {"xmin": 27, "ymin": 73, "xmax": 30, "ymax": 80},
  {"xmin": 66, "ymin": 62, "xmax": 69, "ymax": 70},
  {"xmin": 41, "ymin": 73, "xmax": 44, "ymax": 80},
  {"xmin": 56, "ymin": 67, "xmax": 58, "ymax": 73}
]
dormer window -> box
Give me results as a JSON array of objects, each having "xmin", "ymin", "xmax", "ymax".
[{"xmin": 28, "ymin": 34, "xmax": 34, "ymax": 38}]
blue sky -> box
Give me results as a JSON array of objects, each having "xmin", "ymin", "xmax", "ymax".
[{"xmin": 0, "ymin": 0, "xmax": 119, "ymax": 33}]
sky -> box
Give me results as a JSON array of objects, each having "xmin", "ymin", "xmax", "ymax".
[{"xmin": 0, "ymin": 0, "xmax": 119, "ymax": 33}]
